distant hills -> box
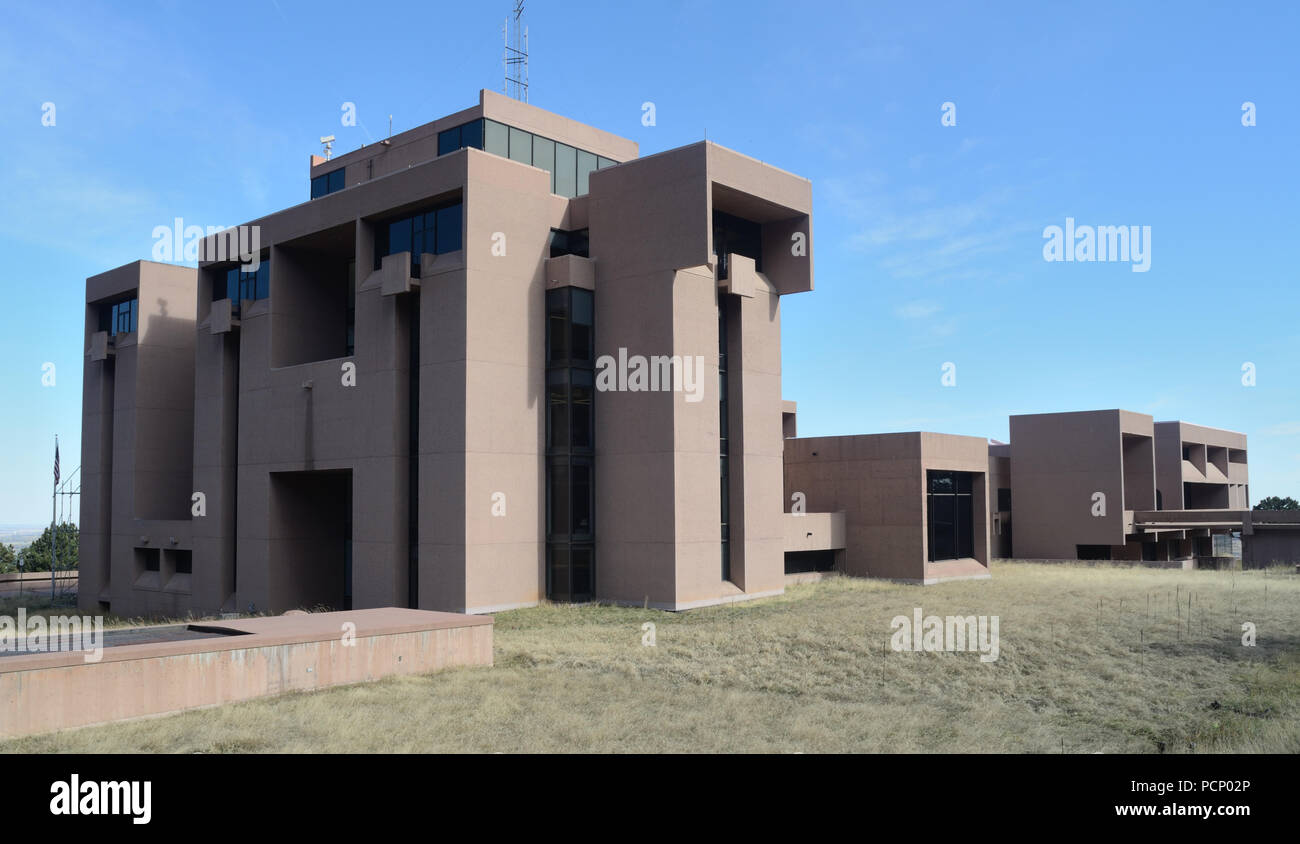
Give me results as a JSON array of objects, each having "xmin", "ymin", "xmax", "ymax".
[{"xmin": 0, "ymin": 525, "xmax": 56, "ymax": 550}]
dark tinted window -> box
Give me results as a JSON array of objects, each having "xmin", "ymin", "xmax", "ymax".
[
  {"xmin": 108, "ymin": 299, "xmax": 137, "ymax": 335},
  {"xmin": 546, "ymin": 290, "xmax": 569, "ymax": 363},
  {"xmin": 570, "ymin": 369, "xmax": 593, "ymax": 448},
  {"xmin": 927, "ymin": 470, "xmax": 975, "ymax": 561},
  {"xmin": 438, "ymin": 125, "xmax": 461, "ymax": 156},
  {"xmin": 549, "ymin": 461, "xmax": 570, "ymax": 537},
  {"xmin": 713, "ymin": 210, "xmax": 763, "ymax": 273},
  {"xmin": 571, "ymin": 288, "xmax": 593, "ymax": 362},
  {"xmin": 375, "ymin": 201, "xmax": 463, "ymax": 274},
  {"xmin": 549, "ymin": 228, "xmax": 589, "ymax": 259},
  {"xmin": 388, "ymin": 217, "xmax": 411, "ymax": 257},
  {"xmin": 460, "ymin": 119, "xmax": 483, "ymax": 149},
  {"xmin": 311, "ymin": 168, "xmax": 345, "ymax": 199},
  {"xmin": 435, "ymin": 203, "xmax": 462, "ymax": 253}
]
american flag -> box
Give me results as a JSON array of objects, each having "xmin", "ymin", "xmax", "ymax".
[{"xmin": 54, "ymin": 439, "xmax": 60, "ymax": 487}]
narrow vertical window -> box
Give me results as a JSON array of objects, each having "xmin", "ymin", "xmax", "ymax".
[{"xmin": 546, "ymin": 287, "xmax": 595, "ymax": 601}]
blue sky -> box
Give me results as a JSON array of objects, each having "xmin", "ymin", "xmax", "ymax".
[{"xmin": 1, "ymin": 0, "xmax": 1296, "ymax": 525}]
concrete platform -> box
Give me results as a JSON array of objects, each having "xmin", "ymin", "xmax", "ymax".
[{"xmin": 0, "ymin": 608, "xmax": 492, "ymax": 739}]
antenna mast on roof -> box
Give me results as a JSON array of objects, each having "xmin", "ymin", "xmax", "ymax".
[{"xmin": 503, "ymin": 1, "xmax": 529, "ymax": 102}]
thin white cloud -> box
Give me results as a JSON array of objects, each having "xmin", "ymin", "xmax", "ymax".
[{"xmin": 894, "ymin": 300, "xmax": 941, "ymax": 319}]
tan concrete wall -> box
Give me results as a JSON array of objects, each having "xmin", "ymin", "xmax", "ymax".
[
  {"xmin": 1009, "ymin": 410, "xmax": 1129, "ymax": 559},
  {"xmin": 783, "ymin": 511, "xmax": 846, "ymax": 552},
  {"xmin": 1243, "ymin": 529, "xmax": 1300, "ymax": 567},
  {"xmin": 0, "ymin": 610, "xmax": 491, "ymax": 739},
  {"xmin": 79, "ymin": 261, "xmax": 198, "ymax": 616},
  {"xmin": 784, "ymin": 432, "xmax": 989, "ymax": 582},
  {"xmin": 728, "ymin": 275, "xmax": 785, "ymax": 596},
  {"xmin": 460, "ymin": 150, "xmax": 553, "ymax": 613}
]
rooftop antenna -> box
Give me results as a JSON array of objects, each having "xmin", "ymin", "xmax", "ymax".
[
  {"xmin": 503, "ymin": 1, "xmax": 529, "ymax": 102},
  {"xmin": 320, "ymin": 135, "xmax": 335, "ymax": 161}
]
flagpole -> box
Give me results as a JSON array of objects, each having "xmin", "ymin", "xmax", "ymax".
[{"xmin": 51, "ymin": 435, "xmax": 58, "ymax": 600}]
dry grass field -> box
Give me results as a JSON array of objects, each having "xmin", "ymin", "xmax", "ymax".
[{"xmin": 4, "ymin": 561, "xmax": 1298, "ymax": 753}]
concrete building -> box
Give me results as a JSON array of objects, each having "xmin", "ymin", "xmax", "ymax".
[
  {"xmin": 782, "ymin": 432, "xmax": 991, "ymax": 584},
  {"xmin": 1240, "ymin": 510, "xmax": 1300, "ymax": 568},
  {"xmin": 80, "ymin": 90, "xmax": 814, "ymax": 616},
  {"xmin": 1154, "ymin": 421, "xmax": 1249, "ymax": 511},
  {"xmin": 993, "ymin": 409, "xmax": 1251, "ymax": 564}
]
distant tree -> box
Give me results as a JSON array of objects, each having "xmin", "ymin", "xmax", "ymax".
[
  {"xmin": 16, "ymin": 523, "xmax": 78, "ymax": 572},
  {"xmin": 1254, "ymin": 496, "xmax": 1300, "ymax": 511},
  {"xmin": 0, "ymin": 543, "xmax": 15, "ymax": 574}
]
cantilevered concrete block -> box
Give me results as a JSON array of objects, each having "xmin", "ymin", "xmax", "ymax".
[
  {"xmin": 88, "ymin": 330, "xmax": 113, "ymax": 361},
  {"xmin": 720, "ymin": 252, "xmax": 758, "ymax": 298},
  {"xmin": 545, "ymin": 254, "xmax": 595, "ymax": 290},
  {"xmin": 378, "ymin": 251, "xmax": 415, "ymax": 296},
  {"xmin": 209, "ymin": 298, "xmax": 236, "ymax": 334}
]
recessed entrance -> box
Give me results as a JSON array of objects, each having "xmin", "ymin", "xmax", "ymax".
[{"xmin": 269, "ymin": 469, "xmax": 353, "ymax": 611}]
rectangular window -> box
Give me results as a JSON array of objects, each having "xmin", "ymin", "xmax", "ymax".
[
  {"xmin": 548, "ymin": 461, "xmax": 570, "ymax": 538},
  {"xmin": 576, "ymin": 149, "xmax": 598, "ymax": 196},
  {"xmin": 547, "ymin": 371, "xmax": 570, "ymax": 450},
  {"xmin": 100, "ymin": 296, "xmax": 139, "ymax": 336},
  {"xmin": 114, "ymin": 299, "xmax": 137, "ymax": 335},
  {"xmin": 459, "ymin": 118, "xmax": 483, "ymax": 149},
  {"xmin": 509, "ymin": 126, "xmax": 532, "ymax": 165},
  {"xmin": 375, "ymin": 201, "xmax": 462, "ymax": 275},
  {"xmin": 548, "ymin": 546, "xmax": 571, "ymax": 602},
  {"xmin": 597, "ymin": 156, "xmax": 616, "ymax": 170},
  {"xmin": 570, "ymin": 546, "xmax": 593, "ymax": 599},
  {"xmin": 311, "ymin": 168, "xmax": 345, "ymax": 199},
  {"xmin": 547, "ymin": 292, "xmax": 570, "ymax": 363},
  {"xmin": 484, "ymin": 118, "xmax": 509, "ymax": 157},
  {"xmin": 388, "ymin": 217, "xmax": 412, "ymax": 258},
  {"xmin": 533, "ymin": 135, "xmax": 556, "ymax": 183},
  {"xmin": 546, "ymin": 285, "xmax": 596, "ymax": 602},
  {"xmin": 713, "ymin": 209, "xmax": 763, "ymax": 274},
  {"xmin": 570, "ymin": 369, "xmax": 593, "ymax": 449},
  {"xmin": 570, "ymin": 288, "xmax": 593, "ymax": 363},
  {"xmin": 435, "ymin": 203, "xmax": 462, "ymax": 253},
  {"xmin": 927, "ymin": 470, "xmax": 976, "ymax": 562},
  {"xmin": 571, "ymin": 461, "xmax": 592, "ymax": 535},
  {"xmin": 437, "ymin": 125, "xmax": 461, "ymax": 156},
  {"xmin": 997, "ymin": 487, "xmax": 1011, "ymax": 512},
  {"xmin": 554, "ymin": 142, "xmax": 577, "ymax": 198}
]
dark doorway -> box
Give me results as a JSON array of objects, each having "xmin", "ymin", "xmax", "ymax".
[
  {"xmin": 785, "ymin": 550, "xmax": 836, "ymax": 574},
  {"xmin": 927, "ymin": 470, "xmax": 975, "ymax": 561},
  {"xmin": 269, "ymin": 469, "xmax": 353, "ymax": 611}
]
